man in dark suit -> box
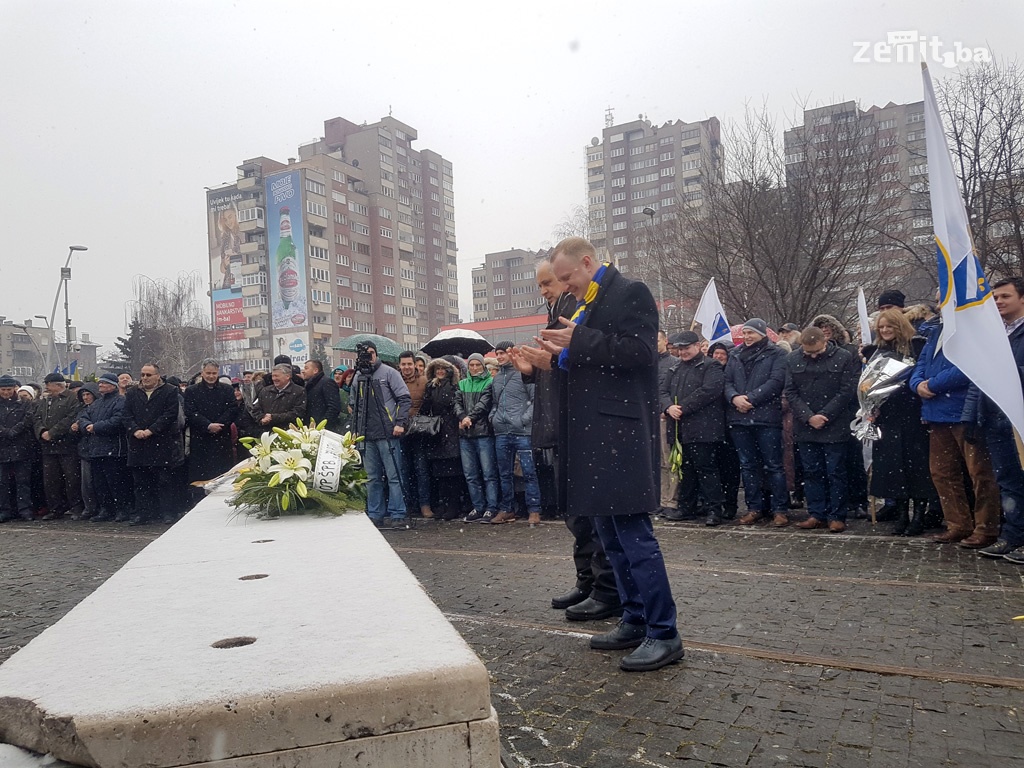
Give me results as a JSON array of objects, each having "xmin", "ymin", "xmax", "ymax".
[{"xmin": 530, "ymin": 236, "xmax": 683, "ymax": 672}]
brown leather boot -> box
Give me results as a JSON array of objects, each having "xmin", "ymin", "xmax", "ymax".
[
  {"xmin": 796, "ymin": 517, "xmax": 824, "ymax": 530},
  {"xmin": 772, "ymin": 513, "xmax": 790, "ymax": 527},
  {"xmin": 959, "ymin": 533, "xmax": 998, "ymax": 549},
  {"xmin": 932, "ymin": 529, "xmax": 970, "ymax": 543},
  {"xmin": 738, "ymin": 511, "xmax": 763, "ymax": 526}
]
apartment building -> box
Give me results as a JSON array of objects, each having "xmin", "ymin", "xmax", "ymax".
[
  {"xmin": 206, "ymin": 116, "xmax": 459, "ymax": 375},
  {"xmin": 783, "ymin": 100, "xmax": 934, "ymax": 302},
  {"xmin": 586, "ymin": 115, "xmax": 722, "ymax": 276},
  {"xmin": 471, "ymin": 248, "xmax": 548, "ymax": 322},
  {"xmin": 0, "ymin": 317, "xmax": 99, "ymax": 381}
]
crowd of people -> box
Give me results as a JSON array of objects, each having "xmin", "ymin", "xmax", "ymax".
[{"xmin": 5, "ymin": 237, "xmax": 1023, "ymax": 670}]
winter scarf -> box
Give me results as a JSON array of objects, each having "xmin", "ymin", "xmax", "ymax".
[{"xmin": 558, "ymin": 262, "xmax": 610, "ymax": 370}]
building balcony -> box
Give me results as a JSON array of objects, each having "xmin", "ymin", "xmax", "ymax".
[
  {"xmin": 313, "ymin": 322, "xmax": 333, "ymax": 336},
  {"xmin": 239, "ymin": 218, "xmax": 265, "ymax": 234},
  {"xmin": 245, "ymin": 328, "xmax": 266, "ymax": 339},
  {"xmin": 237, "ymin": 176, "xmax": 259, "ymax": 191},
  {"xmin": 240, "ymin": 241, "xmax": 264, "ymax": 255}
]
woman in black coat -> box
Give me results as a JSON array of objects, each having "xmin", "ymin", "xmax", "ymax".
[
  {"xmin": 420, "ymin": 358, "xmax": 466, "ymax": 521},
  {"xmin": 863, "ymin": 308, "xmax": 937, "ymax": 536}
]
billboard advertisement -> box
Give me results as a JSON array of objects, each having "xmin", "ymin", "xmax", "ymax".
[
  {"xmin": 207, "ymin": 188, "xmax": 246, "ymax": 361},
  {"xmin": 273, "ymin": 332, "xmax": 310, "ymax": 366},
  {"xmin": 266, "ymin": 170, "xmax": 310, "ymax": 331}
]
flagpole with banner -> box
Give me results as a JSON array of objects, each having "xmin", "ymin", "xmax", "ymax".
[
  {"xmin": 856, "ymin": 287, "xmax": 872, "ymax": 345},
  {"xmin": 692, "ymin": 278, "xmax": 733, "ymax": 345},
  {"xmin": 921, "ymin": 63, "xmax": 1024, "ymax": 448}
]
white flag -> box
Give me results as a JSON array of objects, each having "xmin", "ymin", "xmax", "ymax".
[
  {"xmin": 856, "ymin": 287, "xmax": 872, "ymax": 345},
  {"xmin": 693, "ymin": 278, "xmax": 732, "ymax": 345},
  {"xmin": 922, "ymin": 64, "xmax": 1024, "ymax": 436}
]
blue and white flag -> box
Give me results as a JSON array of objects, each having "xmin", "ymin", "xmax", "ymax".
[
  {"xmin": 923, "ymin": 64, "xmax": 1024, "ymax": 436},
  {"xmin": 693, "ymin": 278, "xmax": 732, "ymax": 346}
]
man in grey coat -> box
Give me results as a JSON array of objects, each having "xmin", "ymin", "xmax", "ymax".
[{"xmin": 489, "ymin": 341, "xmax": 541, "ymax": 525}]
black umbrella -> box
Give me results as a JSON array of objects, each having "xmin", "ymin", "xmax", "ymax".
[{"xmin": 421, "ymin": 329, "xmax": 493, "ymax": 358}]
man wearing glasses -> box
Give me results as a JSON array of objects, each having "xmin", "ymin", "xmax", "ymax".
[{"xmin": 122, "ymin": 363, "xmax": 184, "ymax": 525}]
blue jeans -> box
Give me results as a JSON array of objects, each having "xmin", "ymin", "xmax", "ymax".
[
  {"xmin": 729, "ymin": 425, "xmax": 788, "ymax": 514},
  {"xmin": 459, "ymin": 437, "xmax": 499, "ymax": 514},
  {"xmin": 363, "ymin": 439, "xmax": 406, "ymax": 520},
  {"xmin": 592, "ymin": 514, "xmax": 678, "ymax": 640},
  {"xmin": 798, "ymin": 442, "xmax": 848, "ymax": 522},
  {"xmin": 986, "ymin": 422, "xmax": 1024, "ymax": 547},
  {"xmin": 494, "ymin": 433, "xmax": 542, "ymax": 514},
  {"xmin": 400, "ymin": 436, "xmax": 432, "ymax": 510}
]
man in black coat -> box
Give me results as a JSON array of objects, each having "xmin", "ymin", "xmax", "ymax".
[
  {"xmin": 533, "ymin": 237, "xmax": 683, "ymax": 672},
  {"xmin": 123, "ymin": 362, "xmax": 184, "ymax": 525},
  {"xmin": 511, "ymin": 259, "xmax": 620, "ymax": 621},
  {"xmin": 301, "ymin": 359, "xmax": 341, "ymax": 431},
  {"xmin": 184, "ymin": 359, "xmax": 238, "ymax": 483},
  {"xmin": 784, "ymin": 327, "xmax": 860, "ymax": 533},
  {"xmin": 659, "ymin": 331, "xmax": 727, "ymax": 526},
  {"xmin": 0, "ymin": 374, "xmax": 36, "ymax": 522},
  {"xmin": 253, "ymin": 364, "xmax": 307, "ymax": 432}
]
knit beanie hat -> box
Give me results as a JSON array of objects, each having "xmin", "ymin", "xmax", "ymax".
[
  {"xmin": 98, "ymin": 372, "xmax": 119, "ymax": 386},
  {"xmin": 18, "ymin": 385, "xmax": 35, "ymax": 399},
  {"xmin": 467, "ymin": 353, "xmax": 485, "ymax": 366},
  {"xmin": 742, "ymin": 318, "xmax": 768, "ymax": 337},
  {"xmin": 878, "ymin": 289, "xmax": 906, "ymax": 309}
]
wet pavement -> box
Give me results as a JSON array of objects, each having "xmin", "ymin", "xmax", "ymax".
[{"xmin": 2, "ymin": 513, "xmax": 1023, "ymax": 767}]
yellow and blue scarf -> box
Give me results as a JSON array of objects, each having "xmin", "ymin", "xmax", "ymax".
[{"xmin": 558, "ymin": 262, "xmax": 611, "ymax": 370}]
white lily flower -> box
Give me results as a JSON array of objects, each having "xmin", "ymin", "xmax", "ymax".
[{"xmin": 268, "ymin": 449, "xmax": 313, "ymax": 484}]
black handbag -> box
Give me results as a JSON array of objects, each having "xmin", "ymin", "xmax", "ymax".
[{"xmin": 406, "ymin": 414, "xmax": 442, "ymax": 437}]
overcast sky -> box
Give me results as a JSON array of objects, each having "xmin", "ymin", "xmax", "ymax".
[{"xmin": 1, "ymin": 0, "xmax": 1019, "ymax": 354}]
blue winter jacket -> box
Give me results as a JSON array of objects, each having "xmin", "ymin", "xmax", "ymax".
[
  {"xmin": 76, "ymin": 386, "xmax": 128, "ymax": 459},
  {"xmin": 908, "ymin": 317, "xmax": 971, "ymax": 424},
  {"xmin": 489, "ymin": 363, "xmax": 534, "ymax": 436}
]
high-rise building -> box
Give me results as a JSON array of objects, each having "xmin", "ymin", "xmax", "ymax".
[
  {"xmin": 206, "ymin": 116, "xmax": 459, "ymax": 375},
  {"xmin": 0, "ymin": 317, "xmax": 99, "ymax": 380},
  {"xmin": 471, "ymin": 248, "xmax": 548, "ymax": 322},
  {"xmin": 586, "ymin": 115, "xmax": 722, "ymax": 277},
  {"xmin": 783, "ymin": 100, "xmax": 934, "ymax": 302}
]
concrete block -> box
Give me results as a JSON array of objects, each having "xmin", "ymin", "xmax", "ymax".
[{"xmin": 0, "ymin": 485, "xmax": 498, "ymax": 767}]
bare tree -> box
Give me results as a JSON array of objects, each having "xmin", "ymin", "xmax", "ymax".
[
  {"xmin": 938, "ymin": 58, "xmax": 1024, "ymax": 278},
  {"xmin": 649, "ymin": 103, "xmax": 913, "ymax": 329},
  {"xmin": 127, "ymin": 272, "xmax": 213, "ymax": 379},
  {"xmin": 551, "ymin": 204, "xmax": 591, "ymax": 242}
]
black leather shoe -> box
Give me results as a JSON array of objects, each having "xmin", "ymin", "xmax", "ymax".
[
  {"xmin": 705, "ymin": 514, "xmax": 721, "ymax": 527},
  {"xmin": 128, "ymin": 516, "xmax": 150, "ymax": 526},
  {"xmin": 0, "ymin": 513, "xmax": 14, "ymax": 523},
  {"xmin": 90, "ymin": 513, "xmax": 114, "ymax": 523},
  {"xmin": 551, "ymin": 586, "xmax": 588, "ymax": 610},
  {"xmin": 41, "ymin": 512, "xmax": 65, "ymax": 521},
  {"xmin": 565, "ymin": 597, "xmax": 623, "ymax": 622},
  {"xmin": 161, "ymin": 515, "xmax": 179, "ymax": 525},
  {"xmin": 662, "ymin": 508, "xmax": 695, "ymax": 522},
  {"xmin": 619, "ymin": 635, "xmax": 685, "ymax": 672},
  {"xmin": 590, "ymin": 620, "xmax": 647, "ymax": 650},
  {"xmin": 114, "ymin": 511, "xmax": 132, "ymax": 523}
]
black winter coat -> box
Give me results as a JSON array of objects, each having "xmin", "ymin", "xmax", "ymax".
[
  {"xmin": 783, "ymin": 343, "xmax": 860, "ymax": 443},
  {"xmin": 525, "ymin": 292, "xmax": 575, "ymax": 449},
  {"xmin": 303, "ymin": 372, "xmax": 342, "ymax": 430},
  {"xmin": 184, "ymin": 381, "xmax": 237, "ymax": 482},
  {"xmin": 420, "ymin": 377, "xmax": 462, "ymax": 464},
  {"xmin": 123, "ymin": 383, "xmax": 184, "ymax": 468},
  {"xmin": 253, "ymin": 381, "xmax": 307, "ymax": 431},
  {"xmin": 659, "ymin": 353, "xmax": 726, "ymax": 444},
  {"xmin": 0, "ymin": 395, "xmax": 34, "ymax": 463},
  {"xmin": 863, "ymin": 340, "xmax": 937, "ymax": 500},
  {"xmin": 76, "ymin": 388, "xmax": 127, "ymax": 459},
  {"xmin": 723, "ymin": 340, "xmax": 788, "ymax": 427},
  {"xmin": 559, "ymin": 266, "xmax": 660, "ymax": 518}
]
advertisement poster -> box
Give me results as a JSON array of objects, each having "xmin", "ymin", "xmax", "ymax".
[
  {"xmin": 265, "ymin": 170, "xmax": 310, "ymax": 331},
  {"xmin": 207, "ymin": 188, "xmax": 246, "ymax": 360},
  {"xmin": 273, "ymin": 332, "xmax": 310, "ymax": 365}
]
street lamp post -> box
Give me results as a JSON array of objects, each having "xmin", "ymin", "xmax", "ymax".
[
  {"xmin": 642, "ymin": 208, "xmax": 666, "ymax": 326},
  {"xmin": 45, "ymin": 245, "xmax": 88, "ymax": 373}
]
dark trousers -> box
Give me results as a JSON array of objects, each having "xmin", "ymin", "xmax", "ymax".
[
  {"xmin": 986, "ymin": 423, "xmax": 1024, "ymax": 547},
  {"xmin": 92, "ymin": 456, "xmax": 132, "ymax": 515},
  {"xmin": 0, "ymin": 460, "xmax": 33, "ymax": 518},
  {"xmin": 678, "ymin": 442, "xmax": 725, "ymax": 517},
  {"xmin": 42, "ymin": 453, "xmax": 83, "ymax": 516},
  {"xmin": 131, "ymin": 466, "xmax": 176, "ymax": 521},
  {"xmin": 730, "ymin": 425, "xmax": 788, "ymax": 514},
  {"xmin": 565, "ymin": 514, "xmax": 619, "ymax": 604},
  {"xmin": 715, "ymin": 439, "xmax": 740, "ymax": 517},
  {"xmin": 400, "ymin": 436, "xmax": 432, "ymax": 511},
  {"xmin": 592, "ymin": 513, "xmax": 678, "ymax": 640},
  {"xmin": 798, "ymin": 442, "xmax": 848, "ymax": 522},
  {"xmin": 845, "ymin": 436, "xmax": 869, "ymax": 511}
]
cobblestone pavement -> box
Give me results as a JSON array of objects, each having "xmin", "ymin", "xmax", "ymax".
[{"xmin": 2, "ymin": 514, "xmax": 1023, "ymax": 767}]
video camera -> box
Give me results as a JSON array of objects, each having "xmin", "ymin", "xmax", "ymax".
[{"xmin": 354, "ymin": 342, "xmax": 375, "ymax": 375}]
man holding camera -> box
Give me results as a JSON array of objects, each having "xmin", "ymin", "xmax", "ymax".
[{"xmin": 350, "ymin": 342, "xmax": 412, "ymax": 529}]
